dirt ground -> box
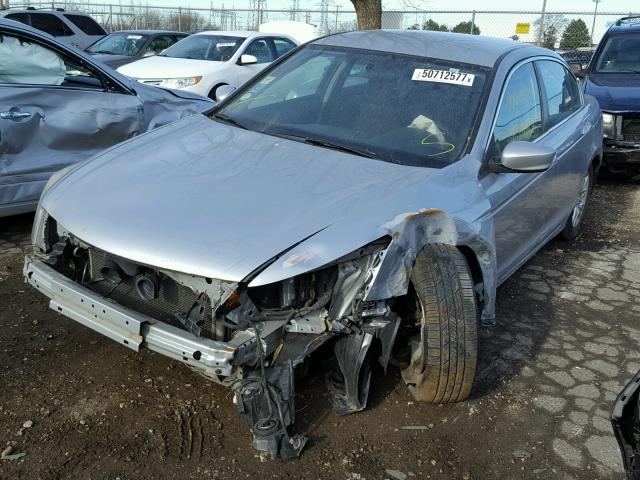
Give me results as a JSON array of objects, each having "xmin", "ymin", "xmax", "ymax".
[{"xmin": 0, "ymin": 174, "xmax": 639, "ymax": 480}]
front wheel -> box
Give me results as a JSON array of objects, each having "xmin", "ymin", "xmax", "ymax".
[
  {"xmin": 401, "ymin": 244, "xmax": 478, "ymax": 403},
  {"xmin": 559, "ymin": 163, "xmax": 594, "ymax": 240}
]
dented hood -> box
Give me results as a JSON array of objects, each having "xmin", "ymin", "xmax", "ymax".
[{"xmin": 42, "ymin": 114, "xmax": 454, "ymax": 282}]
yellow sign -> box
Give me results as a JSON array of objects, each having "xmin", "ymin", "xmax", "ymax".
[{"xmin": 515, "ymin": 22, "xmax": 531, "ymax": 34}]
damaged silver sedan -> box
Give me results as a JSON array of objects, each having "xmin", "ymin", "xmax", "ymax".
[
  {"xmin": 24, "ymin": 30, "xmax": 603, "ymax": 459},
  {"xmin": 0, "ymin": 19, "xmax": 213, "ymax": 217}
]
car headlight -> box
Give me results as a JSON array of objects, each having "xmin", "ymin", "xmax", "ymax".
[
  {"xmin": 602, "ymin": 112, "xmax": 615, "ymax": 138},
  {"xmin": 158, "ymin": 76, "xmax": 202, "ymax": 89}
]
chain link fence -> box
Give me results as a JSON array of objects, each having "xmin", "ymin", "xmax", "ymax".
[{"xmin": 8, "ymin": 2, "xmax": 640, "ymax": 48}]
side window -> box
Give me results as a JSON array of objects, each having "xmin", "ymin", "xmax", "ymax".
[
  {"xmin": 63, "ymin": 14, "xmax": 107, "ymax": 35},
  {"xmin": 146, "ymin": 36, "xmax": 173, "ymax": 54},
  {"xmin": 536, "ymin": 60, "xmax": 582, "ymax": 130},
  {"xmin": 5, "ymin": 13, "xmax": 30, "ymax": 25},
  {"xmin": 272, "ymin": 38, "xmax": 297, "ymax": 58},
  {"xmin": 244, "ymin": 39, "xmax": 273, "ymax": 64},
  {"xmin": 0, "ymin": 34, "xmax": 102, "ymax": 89},
  {"xmin": 493, "ymin": 62, "xmax": 543, "ymax": 156},
  {"xmin": 30, "ymin": 13, "xmax": 73, "ymax": 37}
]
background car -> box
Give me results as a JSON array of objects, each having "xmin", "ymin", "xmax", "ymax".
[
  {"xmin": 611, "ymin": 368, "xmax": 640, "ymax": 479},
  {"xmin": 24, "ymin": 30, "xmax": 602, "ymax": 459},
  {"xmin": 117, "ymin": 30, "xmax": 298, "ymax": 99},
  {"xmin": 570, "ymin": 16, "xmax": 640, "ymax": 176},
  {"xmin": 0, "ymin": 7, "xmax": 106, "ymax": 49},
  {"xmin": 86, "ymin": 30, "xmax": 189, "ymax": 69},
  {"xmin": 0, "ymin": 18, "xmax": 213, "ymax": 217}
]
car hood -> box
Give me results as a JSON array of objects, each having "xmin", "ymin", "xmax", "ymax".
[
  {"xmin": 117, "ymin": 55, "xmax": 226, "ymax": 78},
  {"xmin": 583, "ymin": 73, "xmax": 640, "ymax": 112},
  {"xmin": 41, "ymin": 115, "xmax": 462, "ymax": 283},
  {"xmin": 89, "ymin": 53, "xmax": 134, "ymax": 68}
]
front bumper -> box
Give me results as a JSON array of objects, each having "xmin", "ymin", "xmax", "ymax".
[
  {"xmin": 23, "ymin": 257, "xmax": 245, "ymax": 376},
  {"xmin": 604, "ymin": 142, "xmax": 640, "ymax": 168}
]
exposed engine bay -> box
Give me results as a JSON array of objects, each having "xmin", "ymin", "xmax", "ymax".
[{"xmin": 28, "ymin": 213, "xmax": 406, "ymax": 460}]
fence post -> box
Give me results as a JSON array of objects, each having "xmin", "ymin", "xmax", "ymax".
[
  {"xmin": 538, "ymin": 0, "xmax": 547, "ymax": 46},
  {"xmin": 590, "ymin": 0, "xmax": 601, "ymax": 46},
  {"xmin": 178, "ymin": 7, "xmax": 182, "ymax": 32},
  {"xmin": 470, "ymin": 10, "xmax": 476, "ymax": 34}
]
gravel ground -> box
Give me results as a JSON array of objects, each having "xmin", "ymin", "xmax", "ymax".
[{"xmin": 0, "ymin": 175, "xmax": 638, "ymax": 480}]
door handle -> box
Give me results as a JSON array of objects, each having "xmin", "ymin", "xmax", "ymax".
[
  {"xmin": 0, "ymin": 111, "xmax": 31, "ymax": 120},
  {"xmin": 581, "ymin": 121, "xmax": 592, "ymax": 135}
]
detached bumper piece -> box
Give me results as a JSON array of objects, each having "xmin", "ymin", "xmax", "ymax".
[
  {"xmin": 23, "ymin": 258, "xmax": 239, "ymax": 376},
  {"xmin": 611, "ymin": 368, "xmax": 640, "ymax": 479},
  {"xmin": 233, "ymin": 362, "xmax": 307, "ymax": 460}
]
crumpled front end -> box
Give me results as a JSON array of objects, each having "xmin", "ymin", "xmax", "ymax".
[
  {"xmin": 26, "ymin": 207, "xmax": 403, "ymax": 459},
  {"xmin": 602, "ymin": 111, "xmax": 640, "ymax": 172}
]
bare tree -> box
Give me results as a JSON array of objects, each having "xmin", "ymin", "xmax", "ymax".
[{"xmin": 350, "ymin": 0, "xmax": 382, "ymax": 30}]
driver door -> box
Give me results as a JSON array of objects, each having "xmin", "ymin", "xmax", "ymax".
[{"xmin": 0, "ymin": 26, "xmax": 144, "ymax": 214}]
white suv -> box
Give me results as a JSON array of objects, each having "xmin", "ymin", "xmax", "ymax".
[{"xmin": 0, "ymin": 8, "xmax": 106, "ymax": 49}]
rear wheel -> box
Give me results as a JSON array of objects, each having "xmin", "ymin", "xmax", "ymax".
[
  {"xmin": 401, "ymin": 244, "xmax": 478, "ymax": 403},
  {"xmin": 560, "ymin": 163, "xmax": 593, "ymax": 240}
]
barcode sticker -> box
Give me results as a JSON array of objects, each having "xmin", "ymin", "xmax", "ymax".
[{"xmin": 412, "ymin": 68, "xmax": 475, "ymax": 86}]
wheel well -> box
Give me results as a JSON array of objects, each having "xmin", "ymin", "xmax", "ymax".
[
  {"xmin": 591, "ymin": 154, "xmax": 602, "ymax": 176},
  {"xmin": 457, "ymin": 245, "xmax": 483, "ymax": 288}
]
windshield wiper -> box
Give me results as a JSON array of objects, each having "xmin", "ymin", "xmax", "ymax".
[
  {"xmin": 292, "ymin": 136, "xmax": 379, "ymax": 159},
  {"xmin": 212, "ymin": 113, "xmax": 248, "ymax": 130},
  {"xmin": 618, "ymin": 68, "xmax": 640, "ymax": 73}
]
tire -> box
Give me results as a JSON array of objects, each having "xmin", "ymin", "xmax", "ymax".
[
  {"xmin": 401, "ymin": 244, "xmax": 478, "ymax": 403},
  {"xmin": 559, "ymin": 163, "xmax": 594, "ymax": 240}
]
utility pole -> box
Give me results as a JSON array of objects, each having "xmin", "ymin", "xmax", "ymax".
[
  {"xmin": 538, "ymin": 0, "xmax": 547, "ymax": 46},
  {"xmin": 591, "ymin": 0, "xmax": 601, "ymax": 46}
]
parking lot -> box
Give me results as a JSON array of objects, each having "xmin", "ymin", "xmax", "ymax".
[{"xmin": 0, "ymin": 173, "xmax": 636, "ymax": 480}]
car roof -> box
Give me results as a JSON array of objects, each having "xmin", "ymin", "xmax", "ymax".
[
  {"xmin": 607, "ymin": 16, "xmax": 640, "ymax": 34},
  {"xmin": 313, "ymin": 29, "xmax": 551, "ymax": 68},
  {"xmin": 109, "ymin": 29, "xmax": 187, "ymax": 35},
  {"xmin": 193, "ymin": 30, "xmax": 288, "ymax": 39},
  {"xmin": 0, "ymin": 8, "xmax": 88, "ymax": 15}
]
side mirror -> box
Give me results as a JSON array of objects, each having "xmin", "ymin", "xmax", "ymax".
[
  {"xmin": 215, "ymin": 84, "xmax": 236, "ymax": 103},
  {"xmin": 567, "ymin": 62, "xmax": 586, "ymax": 78},
  {"xmin": 496, "ymin": 141, "xmax": 556, "ymax": 173},
  {"xmin": 238, "ymin": 54, "xmax": 258, "ymax": 65}
]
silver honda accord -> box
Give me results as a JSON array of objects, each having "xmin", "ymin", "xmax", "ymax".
[{"xmin": 24, "ymin": 30, "xmax": 603, "ymax": 459}]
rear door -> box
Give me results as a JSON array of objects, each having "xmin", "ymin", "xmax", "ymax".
[{"xmin": 0, "ymin": 27, "xmax": 143, "ymax": 213}]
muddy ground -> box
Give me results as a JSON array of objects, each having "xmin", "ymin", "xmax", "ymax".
[{"xmin": 0, "ymin": 174, "xmax": 639, "ymax": 480}]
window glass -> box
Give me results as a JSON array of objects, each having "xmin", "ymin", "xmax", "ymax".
[
  {"xmin": 245, "ymin": 39, "xmax": 273, "ymax": 63},
  {"xmin": 218, "ymin": 45, "xmax": 489, "ymax": 168},
  {"xmin": 30, "ymin": 13, "xmax": 73, "ymax": 37},
  {"xmin": 272, "ymin": 38, "xmax": 296, "ymax": 58},
  {"xmin": 536, "ymin": 60, "xmax": 581, "ymax": 129},
  {"xmin": 0, "ymin": 33, "xmax": 102, "ymax": 89},
  {"xmin": 63, "ymin": 14, "xmax": 107, "ymax": 35},
  {"xmin": 146, "ymin": 35, "xmax": 174, "ymax": 54},
  {"xmin": 158, "ymin": 34, "xmax": 244, "ymax": 61},
  {"xmin": 493, "ymin": 62, "xmax": 542, "ymax": 156},
  {"xmin": 4, "ymin": 13, "xmax": 29, "ymax": 25},
  {"xmin": 87, "ymin": 32, "xmax": 149, "ymax": 56},
  {"xmin": 595, "ymin": 33, "xmax": 640, "ymax": 73}
]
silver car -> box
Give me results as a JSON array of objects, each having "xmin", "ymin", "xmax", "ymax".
[
  {"xmin": 0, "ymin": 19, "xmax": 213, "ymax": 217},
  {"xmin": 24, "ymin": 30, "xmax": 603, "ymax": 459}
]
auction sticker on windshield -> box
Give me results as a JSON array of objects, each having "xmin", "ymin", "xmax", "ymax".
[{"xmin": 412, "ymin": 68, "xmax": 475, "ymax": 86}]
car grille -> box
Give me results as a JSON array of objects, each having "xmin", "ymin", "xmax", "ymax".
[
  {"xmin": 622, "ymin": 117, "xmax": 640, "ymax": 143},
  {"xmin": 85, "ymin": 247, "xmax": 215, "ymax": 339}
]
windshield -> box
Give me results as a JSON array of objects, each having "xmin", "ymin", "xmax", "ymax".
[
  {"xmin": 595, "ymin": 33, "xmax": 640, "ymax": 73},
  {"xmin": 158, "ymin": 35, "xmax": 245, "ymax": 61},
  {"xmin": 86, "ymin": 32, "xmax": 149, "ymax": 56},
  {"xmin": 216, "ymin": 45, "xmax": 488, "ymax": 167}
]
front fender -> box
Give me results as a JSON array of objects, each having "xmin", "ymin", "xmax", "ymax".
[{"xmin": 365, "ymin": 209, "xmax": 497, "ymax": 322}]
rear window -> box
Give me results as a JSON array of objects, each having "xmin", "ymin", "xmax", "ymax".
[
  {"xmin": 6, "ymin": 13, "xmax": 74, "ymax": 37},
  {"xmin": 64, "ymin": 14, "xmax": 107, "ymax": 36}
]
